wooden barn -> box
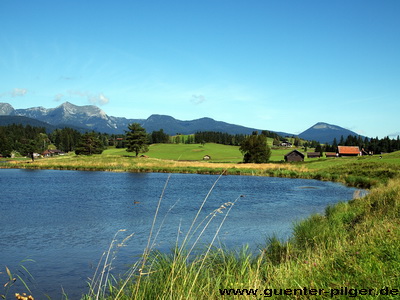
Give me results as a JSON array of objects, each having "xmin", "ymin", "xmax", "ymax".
[
  {"xmin": 337, "ymin": 146, "xmax": 360, "ymax": 157},
  {"xmin": 325, "ymin": 152, "xmax": 337, "ymax": 158},
  {"xmin": 307, "ymin": 152, "xmax": 321, "ymax": 159},
  {"xmin": 42, "ymin": 149, "xmax": 65, "ymax": 157},
  {"xmin": 284, "ymin": 150, "xmax": 305, "ymax": 162}
]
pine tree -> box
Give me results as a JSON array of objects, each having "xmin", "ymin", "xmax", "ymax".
[
  {"xmin": 239, "ymin": 133, "xmax": 271, "ymax": 163},
  {"xmin": 126, "ymin": 123, "xmax": 149, "ymax": 156},
  {"xmin": 75, "ymin": 132, "xmax": 104, "ymax": 155}
]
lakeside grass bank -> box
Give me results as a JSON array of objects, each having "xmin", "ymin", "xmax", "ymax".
[{"xmin": 2, "ymin": 148, "xmax": 400, "ymax": 188}]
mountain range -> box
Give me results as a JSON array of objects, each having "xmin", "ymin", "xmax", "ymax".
[{"xmin": 0, "ymin": 102, "xmax": 361, "ymax": 143}]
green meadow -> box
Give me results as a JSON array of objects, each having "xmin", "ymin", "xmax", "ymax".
[
  {"xmin": 106, "ymin": 143, "xmax": 244, "ymax": 162},
  {"xmin": 103, "ymin": 142, "xmax": 301, "ymax": 163}
]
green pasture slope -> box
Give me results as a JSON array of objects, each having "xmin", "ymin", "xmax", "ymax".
[
  {"xmin": 104, "ymin": 143, "xmax": 244, "ymax": 162},
  {"xmin": 148, "ymin": 143, "xmax": 242, "ymax": 162},
  {"xmin": 103, "ymin": 142, "xmax": 292, "ymax": 162}
]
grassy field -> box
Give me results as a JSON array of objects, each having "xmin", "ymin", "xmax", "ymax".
[
  {"xmin": 116, "ymin": 143, "xmax": 244, "ymax": 162},
  {"xmin": 103, "ymin": 143, "xmax": 290, "ymax": 162}
]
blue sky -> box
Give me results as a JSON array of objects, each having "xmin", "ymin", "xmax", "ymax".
[{"xmin": 1, "ymin": 0, "xmax": 399, "ymax": 138}]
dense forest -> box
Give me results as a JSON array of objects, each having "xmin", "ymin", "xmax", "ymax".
[
  {"xmin": 0, "ymin": 124, "xmax": 108, "ymax": 157},
  {"xmin": 309, "ymin": 135, "xmax": 400, "ymax": 154},
  {"xmin": 193, "ymin": 130, "xmax": 281, "ymax": 146},
  {"xmin": 0, "ymin": 124, "xmax": 48, "ymax": 157},
  {"xmin": 194, "ymin": 131, "xmax": 247, "ymax": 146},
  {"xmin": 0, "ymin": 123, "xmax": 399, "ymax": 157}
]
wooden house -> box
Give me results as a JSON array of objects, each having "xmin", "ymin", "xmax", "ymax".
[
  {"xmin": 42, "ymin": 150, "xmax": 52, "ymax": 157},
  {"xmin": 337, "ymin": 146, "xmax": 360, "ymax": 157},
  {"xmin": 325, "ymin": 152, "xmax": 337, "ymax": 158},
  {"xmin": 307, "ymin": 152, "xmax": 321, "ymax": 158},
  {"xmin": 280, "ymin": 141, "xmax": 293, "ymax": 147},
  {"xmin": 42, "ymin": 149, "xmax": 65, "ymax": 157},
  {"xmin": 284, "ymin": 150, "xmax": 305, "ymax": 162}
]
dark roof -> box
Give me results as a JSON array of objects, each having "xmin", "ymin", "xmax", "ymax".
[
  {"xmin": 307, "ymin": 152, "xmax": 321, "ymax": 157},
  {"xmin": 325, "ymin": 152, "xmax": 337, "ymax": 157},
  {"xmin": 284, "ymin": 150, "xmax": 305, "ymax": 158}
]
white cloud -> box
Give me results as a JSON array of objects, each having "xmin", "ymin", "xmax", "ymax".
[
  {"xmin": 11, "ymin": 88, "xmax": 28, "ymax": 97},
  {"xmin": 89, "ymin": 93, "xmax": 110, "ymax": 105},
  {"xmin": 54, "ymin": 93, "xmax": 64, "ymax": 102},
  {"xmin": 67, "ymin": 90, "xmax": 110, "ymax": 106},
  {"xmin": 191, "ymin": 94, "xmax": 206, "ymax": 105},
  {"xmin": 0, "ymin": 88, "xmax": 28, "ymax": 98}
]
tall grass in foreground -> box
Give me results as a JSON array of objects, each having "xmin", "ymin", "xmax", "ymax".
[
  {"xmin": 1, "ymin": 259, "xmax": 35, "ymax": 300},
  {"xmin": 83, "ymin": 173, "xmax": 242, "ymax": 300},
  {"xmin": 81, "ymin": 175, "xmax": 400, "ymax": 299}
]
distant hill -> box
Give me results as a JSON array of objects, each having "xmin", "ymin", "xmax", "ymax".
[
  {"xmin": 0, "ymin": 116, "xmax": 57, "ymax": 132},
  {"xmin": 140, "ymin": 114, "xmax": 276, "ymax": 135},
  {"xmin": 0, "ymin": 115, "xmax": 89, "ymax": 133},
  {"xmin": 298, "ymin": 122, "xmax": 363, "ymax": 144},
  {"xmin": 0, "ymin": 102, "xmax": 291, "ymax": 136}
]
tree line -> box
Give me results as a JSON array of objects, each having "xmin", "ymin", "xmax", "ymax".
[
  {"xmin": 310, "ymin": 135, "xmax": 400, "ymax": 154},
  {"xmin": 193, "ymin": 130, "xmax": 281, "ymax": 146},
  {"xmin": 0, "ymin": 124, "xmax": 48, "ymax": 158},
  {"xmin": 0, "ymin": 124, "xmax": 109, "ymax": 158},
  {"xmin": 1, "ymin": 123, "xmax": 399, "ymax": 161},
  {"xmin": 135, "ymin": 129, "xmax": 281, "ymax": 146}
]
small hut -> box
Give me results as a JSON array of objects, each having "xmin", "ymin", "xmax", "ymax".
[
  {"xmin": 203, "ymin": 155, "xmax": 211, "ymax": 161},
  {"xmin": 307, "ymin": 152, "xmax": 321, "ymax": 159},
  {"xmin": 42, "ymin": 149, "xmax": 65, "ymax": 157},
  {"xmin": 325, "ymin": 152, "xmax": 337, "ymax": 158},
  {"xmin": 284, "ymin": 150, "xmax": 305, "ymax": 162}
]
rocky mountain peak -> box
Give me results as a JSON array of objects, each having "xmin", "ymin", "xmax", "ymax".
[
  {"xmin": 56, "ymin": 102, "xmax": 106, "ymax": 118},
  {"xmin": 312, "ymin": 122, "xmax": 340, "ymax": 130},
  {"xmin": 0, "ymin": 103, "xmax": 15, "ymax": 115}
]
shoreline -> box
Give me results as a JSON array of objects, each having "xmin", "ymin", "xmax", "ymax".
[{"xmin": 0, "ymin": 156, "xmax": 380, "ymax": 189}]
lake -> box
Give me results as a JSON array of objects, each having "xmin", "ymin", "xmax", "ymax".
[{"xmin": 0, "ymin": 169, "xmax": 360, "ymax": 299}]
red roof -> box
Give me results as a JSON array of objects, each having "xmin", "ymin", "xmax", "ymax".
[{"xmin": 338, "ymin": 146, "xmax": 360, "ymax": 155}]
